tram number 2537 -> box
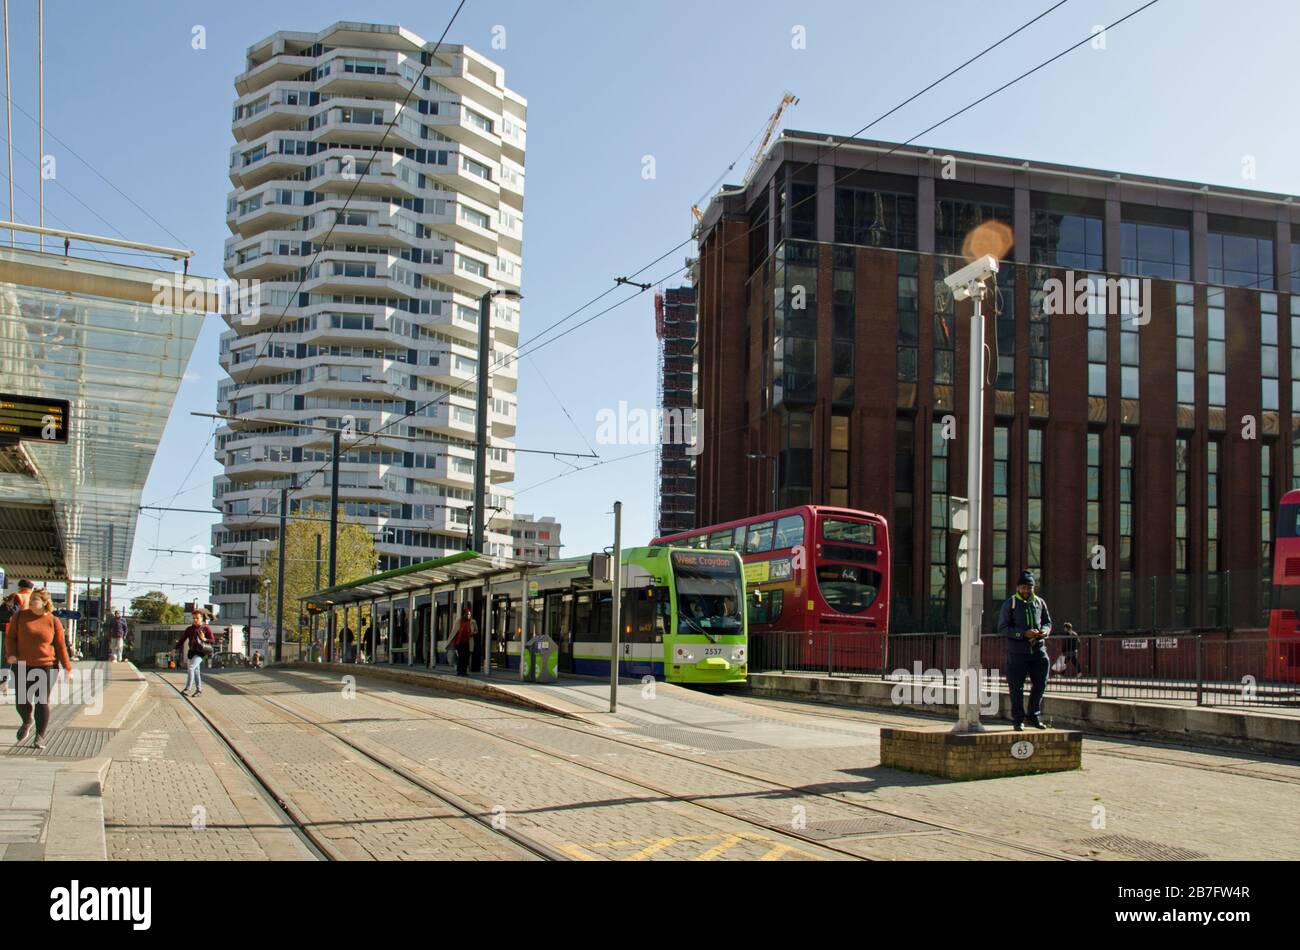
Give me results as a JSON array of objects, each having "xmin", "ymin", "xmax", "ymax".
[{"xmin": 704, "ymin": 647, "xmax": 724, "ymax": 656}]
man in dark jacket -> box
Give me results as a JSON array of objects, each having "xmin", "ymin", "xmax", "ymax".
[{"xmin": 995, "ymin": 570, "xmax": 1052, "ymax": 731}]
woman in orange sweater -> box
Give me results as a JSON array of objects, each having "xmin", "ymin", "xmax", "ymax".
[{"xmin": 4, "ymin": 588, "xmax": 72, "ymax": 750}]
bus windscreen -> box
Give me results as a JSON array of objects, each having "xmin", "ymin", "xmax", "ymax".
[{"xmin": 815, "ymin": 564, "xmax": 882, "ymax": 614}]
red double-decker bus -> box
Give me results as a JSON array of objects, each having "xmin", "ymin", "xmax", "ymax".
[
  {"xmin": 654, "ymin": 506, "xmax": 890, "ymax": 669},
  {"xmin": 1266, "ymin": 490, "xmax": 1300, "ymax": 683}
]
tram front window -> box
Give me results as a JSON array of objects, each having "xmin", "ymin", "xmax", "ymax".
[{"xmin": 671, "ymin": 553, "xmax": 743, "ymax": 637}]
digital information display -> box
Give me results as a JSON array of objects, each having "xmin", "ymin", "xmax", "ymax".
[{"xmin": 0, "ymin": 394, "xmax": 70, "ymax": 444}]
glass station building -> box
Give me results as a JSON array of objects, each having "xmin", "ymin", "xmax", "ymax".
[{"xmin": 0, "ymin": 234, "xmax": 212, "ymax": 651}]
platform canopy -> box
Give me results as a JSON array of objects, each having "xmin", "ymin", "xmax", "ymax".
[
  {"xmin": 0, "ymin": 243, "xmax": 214, "ymax": 582},
  {"xmin": 303, "ymin": 551, "xmax": 534, "ymax": 609}
]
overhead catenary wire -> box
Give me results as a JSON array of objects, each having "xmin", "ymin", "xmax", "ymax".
[
  {"xmin": 289, "ymin": 0, "xmax": 1116, "ymax": 484},
  {"xmin": 167, "ymin": 3, "xmax": 1166, "ymax": 597},
  {"xmin": 234, "ymin": 2, "xmax": 1094, "ymax": 517}
]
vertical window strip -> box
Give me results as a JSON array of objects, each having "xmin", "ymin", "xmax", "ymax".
[
  {"xmin": 1028, "ymin": 267, "xmax": 1050, "ymax": 393},
  {"xmin": 1086, "ymin": 432, "xmax": 1103, "ymax": 630},
  {"xmin": 1208, "ymin": 288, "xmax": 1226, "ymax": 408},
  {"xmin": 993, "ymin": 426, "xmax": 1009, "ymax": 597},
  {"xmin": 1119, "ymin": 434, "xmax": 1135, "ymax": 627},
  {"xmin": 1175, "ymin": 437, "xmax": 1189, "ymax": 626},
  {"xmin": 1262, "ymin": 294, "xmax": 1279, "ymax": 411},
  {"xmin": 1087, "ymin": 273, "xmax": 1107, "ymax": 397},
  {"xmin": 930, "ymin": 422, "xmax": 950, "ymax": 624},
  {"xmin": 897, "ymin": 255, "xmax": 918, "ymax": 383},
  {"xmin": 1028, "ymin": 428, "xmax": 1044, "ymax": 580},
  {"xmin": 1176, "ymin": 283, "xmax": 1195, "ymax": 409}
]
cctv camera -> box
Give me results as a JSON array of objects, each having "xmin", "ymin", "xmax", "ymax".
[{"xmin": 943, "ymin": 255, "xmax": 999, "ymax": 301}]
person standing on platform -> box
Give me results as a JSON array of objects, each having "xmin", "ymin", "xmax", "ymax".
[
  {"xmin": 5, "ymin": 588, "xmax": 72, "ymax": 751},
  {"xmin": 108, "ymin": 610, "xmax": 127, "ymax": 662},
  {"xmin": 996, "ymin": 570, "xmax": 1053, "ymax": 731},
  {"xmin": 450, "ymin": 606, "xmax": 477, "ymax": 677},
  {"xmin": 176, "ymin": 610, "xmax": 216, "ymax": 697}
]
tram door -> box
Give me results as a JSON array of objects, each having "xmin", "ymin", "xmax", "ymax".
[
  {"xmin": 539, "ymin": 592, "xmax": 572, "ymax": 673},
  {"xmin": 434, "ymin": 592, "xmax": 452, "ymax": 666}
]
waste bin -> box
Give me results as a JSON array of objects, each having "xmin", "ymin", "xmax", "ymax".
[{"xmin": 523, "ymin": 634, "xmax": 558, "ymax": 684}]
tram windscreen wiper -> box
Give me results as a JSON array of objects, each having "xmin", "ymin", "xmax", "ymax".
[{"xmin": 683, "ymin": 615, "xmax": 719, "ymax": 643}]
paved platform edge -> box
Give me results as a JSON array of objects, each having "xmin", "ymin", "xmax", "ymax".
[
  {"xmin": 281, "ymin": 662, "xmax": 593, "ymax": 719},
  {"xmin": 44, "ymin": 754, "xmax": 111, "ymax": 861},
  {"xmin": 746, "ymin": 672, "xmax": 1300, "ymax": 759}
]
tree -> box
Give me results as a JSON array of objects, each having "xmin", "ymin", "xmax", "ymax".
[
  {"xmin": 130, "ymin": 591, "xmax": 185, "ymax": 625},
  {"xmin": 259, "ymin": 515, "xmax": 379, "ymax": 647}
]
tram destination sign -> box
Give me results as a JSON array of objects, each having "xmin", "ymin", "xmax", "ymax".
[
  {"xmin": 0, "ymin": 393, "xmax": 69, "ymax": 444},
  {"xmin": 671, "ymin": 551, "xmax": 737, "ymax": 575}
]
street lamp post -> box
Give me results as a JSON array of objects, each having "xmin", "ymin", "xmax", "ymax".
[
  {"xmin": 473, "ymin": 288, "xmax": 523, "ymax": 555},
  {"xmin": 947, "ymin": 256, "xmax": 999, "ymax": 734}
]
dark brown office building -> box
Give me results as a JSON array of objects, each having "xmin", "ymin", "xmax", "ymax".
[
  {"xmin": 695, "ymin": 132, "xmax": 1300, "ymax": 633},
  {"xmin": 655, "ymin": 286, "xmax": 698, "ymax": 537}
]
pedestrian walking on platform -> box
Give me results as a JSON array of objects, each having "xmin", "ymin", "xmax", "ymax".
[
  {"xmin": 176, "ymin": 610, "xmax": 216, "ymax": 697},
  {"xmin": 996, "ymin": 570, "xmax": 1053, "ymax": 731},
  {"xmin": 1054, "ymin": 621, "xmax": 1082, "ymax": 677},
  {"xmin": 450, "ymin": 606, "xmax": 477, "ymax": 677},
  {"xmin": 5, "ymin": 588, "xmax": 72, "ymax": 751},
  {"xmin": 108, "ymin": 609, "xmax": 128, "ymax": 662}
]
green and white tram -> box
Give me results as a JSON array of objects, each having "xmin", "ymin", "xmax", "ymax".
[{"xmin": 498, "ymin": 546, "xmax": 748, "ymax": 685}]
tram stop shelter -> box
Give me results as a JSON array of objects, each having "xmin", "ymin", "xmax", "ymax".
[
  {"xmin": 301, "ymin": 551, "xmax": 538, "ymax": 672},
  {"xmin": 0, "ymin": 225, "xmax": 215, "ymax": 650}
]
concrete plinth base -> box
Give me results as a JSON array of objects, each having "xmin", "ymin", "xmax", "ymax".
[{"xmin": 880, "ymin": 725, "xmax": 1082, "ymax": 780}]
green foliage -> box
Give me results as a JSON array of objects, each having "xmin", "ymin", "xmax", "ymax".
[
  {"xmin": 130, "ymin": 591, "xmax": 185, "ymax": 625},
  {"xmin": 259, "ymin": 515, "xmax": 379, "ymax": 645}
]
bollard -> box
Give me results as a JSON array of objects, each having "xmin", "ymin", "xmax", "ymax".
[
  {"xmin": 1095, "ymin": 634, "xmax": 1104, "ymax": 699},
  {"xmin": 1195, "ymin": 635, "xmax": 1204, "ymax": 707}
]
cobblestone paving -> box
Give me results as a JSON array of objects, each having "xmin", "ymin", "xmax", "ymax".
[
  {"xmin": 285, "ymin": 669, "xmax": 1300, "ymax": 861},
  {"xmin": 235, "ymin": 670, "xmax": 841, "ymax": 860},
  {"xmin": 709, "ymin": 697, "xmax": 1300, "ymax": 861},
  {"xmin": 156, "ymin": 669, "xmax": 1300, "ymax": 861},
  {"xmin": 102, "ymin": 682, "xmax": 314, "ymax": 861},
  {"xmin": 175, "ymin": 677, "xmax": 537, "ymax": 861}
]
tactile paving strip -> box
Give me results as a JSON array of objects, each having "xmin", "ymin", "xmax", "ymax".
[{"xmin": 5, "ymin": 727, "xmax": 115, "ymax": 760}]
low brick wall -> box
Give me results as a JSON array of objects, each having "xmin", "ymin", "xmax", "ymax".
[{"xmin": 880, "ymin": 726, "xmax": 1082, "ymax": 780}]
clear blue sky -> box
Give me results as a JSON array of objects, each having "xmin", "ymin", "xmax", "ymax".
[{"xmin": 6, "ymin": 0, "xmax": 1294, "ymax": 604}]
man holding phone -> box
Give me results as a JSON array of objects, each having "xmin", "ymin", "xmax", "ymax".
[{"xmin": 996, "ymin": 570, "xmax": 1053, "ymax": 731}]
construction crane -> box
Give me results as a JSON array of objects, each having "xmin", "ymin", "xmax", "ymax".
[{"xmin": 691, "ymin": 91, "xmax": 799, "ymax": 225}]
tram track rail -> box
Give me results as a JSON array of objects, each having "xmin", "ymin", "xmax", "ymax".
[
  {"xmin": 149, "ymin": 671, "xmax": 331, "ymax": 861},
  {"xmin": 153, "ymin": 670, "xmax": 563, "ymax": 861},
  {"xmin": 263, "ymin": 668, "xmax": 1085, "ymax": 861}
]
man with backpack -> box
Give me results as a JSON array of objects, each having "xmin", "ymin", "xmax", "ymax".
[{"xmin": 995, "ymin": 570, "xmax": 1053, "ymax": 731}]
